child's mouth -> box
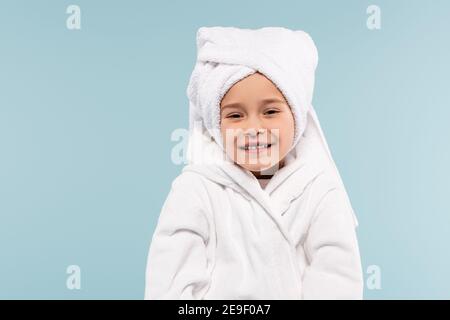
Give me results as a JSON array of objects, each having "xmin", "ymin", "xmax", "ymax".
[{"xmin": 239, "ymin": 143, "xmax": 273, "ymax": 154}]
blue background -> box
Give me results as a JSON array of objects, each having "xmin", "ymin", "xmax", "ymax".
[{"xmin": 1, "ymin": 0, "xmax": 449, "ymax": 299}]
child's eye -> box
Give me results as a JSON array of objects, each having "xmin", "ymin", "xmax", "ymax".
[
  {"xmin": 226, "ymin": 113, "xmax": 242, "ymax": 119},
  {"xmin": 264, "ymin": 109, "xmax": 280, "ymax": 115}
]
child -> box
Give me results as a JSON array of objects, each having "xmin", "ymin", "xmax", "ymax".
[{"xmin": 145, "ymin": 26, "xmax": 363, "ymax": 299}]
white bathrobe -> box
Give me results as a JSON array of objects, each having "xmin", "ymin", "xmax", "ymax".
[{"xmin": 144, "ymin": 26, "xmax": 363, "ymax": 299}]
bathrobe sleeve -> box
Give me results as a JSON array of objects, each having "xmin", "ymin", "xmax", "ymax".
[
  {"xmin": 301, "ymin": 187, "xmax": 364, "ymax": 299},
  {"xmin": 144, "ymin": 173, "xmax": 212, "ymax": 299}
]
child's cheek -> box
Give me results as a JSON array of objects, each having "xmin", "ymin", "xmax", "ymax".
[{"xmin": 221, "ymin": 126, "xmax": 238, "ymax": 161}]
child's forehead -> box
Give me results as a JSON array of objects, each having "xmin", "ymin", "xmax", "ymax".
[
  {"xmin": 220, "ymin": 73, "xmax": 288, "ymax": 107},
  {"xmin": 227, "ymin": 72, "xmax": 277, "ymax": 91}
]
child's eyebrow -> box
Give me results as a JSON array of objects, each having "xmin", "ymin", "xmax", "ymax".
[
  {"xmin": 221, "ymin": 103, "xmax": 243, "ymax": 111},
  {"xmin": 259, "ymin": 97, "xmax": 287, "ymax": 105},
  {"xmin": 221, "ymin": 97, "xmax": 286, "ymax": 112}
]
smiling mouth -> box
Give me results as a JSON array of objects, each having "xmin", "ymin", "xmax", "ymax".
[{"xmin": 239, "ymin": 143, "xmax": 273, "ymax": 152}]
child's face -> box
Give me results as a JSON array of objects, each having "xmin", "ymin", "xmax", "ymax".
[{"xmin": 220, "ymin": 72, "xmax": 295, "ymax": 174}]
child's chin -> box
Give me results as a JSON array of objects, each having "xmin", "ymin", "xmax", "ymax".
[{"xmin": 239, "ymin": 160, "xmax": 281, "ymax": 173}]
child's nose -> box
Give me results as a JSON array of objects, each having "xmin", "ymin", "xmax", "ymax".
[
  {"xmin": 243, "ymin": 127, "xmax": 264, "ymax": 137},
  {"xmin": 243, "ymin": 118, "xmax": 264, "ymax": 136}
]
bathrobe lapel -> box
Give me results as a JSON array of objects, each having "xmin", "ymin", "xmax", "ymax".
[{"xmin": 214, "ymin": 160, "xmax": 323, "ymax": 247}]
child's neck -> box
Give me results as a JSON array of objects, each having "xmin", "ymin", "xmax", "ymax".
[{"xmin": 251, "ymin": 159, "xmax": 285, "ymax": 179}]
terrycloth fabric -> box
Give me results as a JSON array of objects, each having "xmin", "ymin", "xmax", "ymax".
[{"xmin": 144, "ymin": 26, "xmax": 363, "ymax": 299}]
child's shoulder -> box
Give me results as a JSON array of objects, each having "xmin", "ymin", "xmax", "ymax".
[
  {"xmin": 171, "ymin": 170, "xmax": 208, "ymax": 192},
  {"xmin": 168, "ymin": 170, "xmax": 215, "ymax": 203},
  {"xmin": 308, "ymin": 163, "xmax": 347, "ymax": 197},
  {"xmin": 306, "ymin": 163, "xmax": 357, "ymax": 225}
]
